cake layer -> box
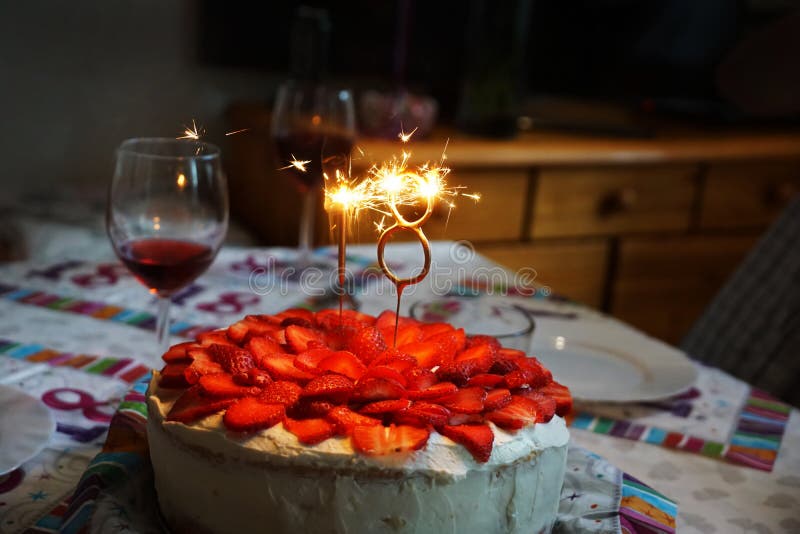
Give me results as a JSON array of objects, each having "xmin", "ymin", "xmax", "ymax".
[{"xmin": 148, "ymin": 375, "xmax": 569, "ymax": 534}]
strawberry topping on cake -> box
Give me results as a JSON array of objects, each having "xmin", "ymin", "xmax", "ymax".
[{"xmin": 159, "ymin": 309, "xmax": 572, "ymax": 464}]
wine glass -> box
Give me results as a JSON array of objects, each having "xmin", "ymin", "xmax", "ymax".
[
  {"xmin": 107, "ymin": 138, "xmax": 228, "ymax": 360},
  {"xmin": 271, "ymin": 82, "xmax": 356, "ymax": 267}
]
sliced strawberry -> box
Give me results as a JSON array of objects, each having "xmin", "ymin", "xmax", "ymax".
[
  {"xmin": 197, "ymin": 330, "xmax": 237, "ymax": 348},
  {"xmin": 347, "ymin": 327, "xmax": 387, "ymax": 363},
  {"xmin": 465, "ymin": 334, "xmax": 501, "ymax": 352},
  {"xmin": 208, "ymin": 344, "xmax": 255, "ymax": 379},
  {"xmin": 353, "ymin": 377, "xmax": 406, "ymax": 402},
  {"xmin": 159, "ymin": 363, "xmax": 190, "ymax": 388},
  {"xmin": 285, "ymin": 325, "xmax": 326, "ymax": 354},
  {"xmin": 227, "ymin": 316, "xmax": 280, "ymax": 344},
  {"xmin": 351, "ymin": 424, "xmax": 430, "ymax": 456},
  {"xmin": 370, "ymin": 350, "xmax": 418, "ymax": 373},
  {"xmin": 484, "ymin": 396, "xmax": 539, "ymax": 431},
  {"xmin": 394, "ymin": 402, "xmax": 450, "ymax": 427},
  {"xmin": 162, "ymin": 341, "xmax": 195, "ymax": 363},
  {"xmin": 381, "ymin": 323, "xmax": 423, "ymax": 348},
  {"xmin": 467, "ymin": 373, "xmax": 505, "ymax": 388},
  {"xmin": 455, "ymin": 343, "xmax": 497, "ymax": 365},
  {"xmin": 404, "ymin": 367, "xmax": 438, "ymax": 391},
  {"xmin": 420, "ymin": 322, "xmax": 454, "ymax": 339},
  {"xmin": 326, "ymin": 406, "xmax": 381, "ymax": 435},
  {"xmin": 359, "ymin": 399, "xmax": 412, "ymax": 416},
  {"xmin": 504, "ymin": 360, "xmax": 549, "ymax": 389},
  {"xmin": 436, "ymin": 358, "xmax": 491, "ymax": 386},
  {"xmin": 258, "ymin": 354, "xmax": 315, "ymax": 383},
  {"xmin": 440, "ymin": 424, "xmax": 494, "ymax": 463},
  {"xmin": 436, "ymin": 387, "xmax": 486, "ymax": 414},
  {"xmin": 199, "ymin": 374, "xmax": 261, "ymax": 398},
  {"xmin": 317, "ymin": 350, "xmax": 367, "ymax": 381},
  {"xmin": 407, "ymin": 381, "xmax": 458, "ymax": 400},
  {"xmin": 375, "ymin": 310, "xmax": 414, "ymax": 333},
  {"xmin": 360, "ymin": 366, "xmax": 407, "ymax": 388},
  {"xmin": 399, "ymin": 341, "xmax": 441, "ymax": 369},
  {"xmin": 184, "ymin": 349, "xmax": 224, "ymax": 384},
  {"xmin": 317, "ymin": 309, "xmax": 375, "ymax": 331},
  {"xmin": 518, "ymin": 390, "xmax": 556, "ymax": 422},
  {"xmin": 294, "ymin": 348, "xmax": 336, "ymax": 374},
  {"xmin": 484, "ymin": 388, "xmax": 513, "ymax": 411},
  {"xmin": 489, "ymin": 357, "xmax": 520, "ymax": 375},
  {"xmin": 288, "ymin": 399, "xmax": 336, "ymax": 419},
  {"xmin": 259, "ymin": 380, "xmax": 302, "ymax": 407},
  {"xmin": 166, "ymin": 385, "xmax": 235, "ymax": 423},
  {"xmin": 283, "ymin": 417, "xmax": 335, "ymax": 445},
  {"xmin": 274, "ymin": 309, "xmax": 314, "ymax": 328},
  {"xmin": 301, "ymin": 374, "xmax": 354, "ymax": 403},
  {"xmin": 497, "ymin": 347, "xmax": 527, "ymax": 360},
  {"xmin": 223, "ymin": 397, "xmax": 285, "ymax": 432},
  {"xmin": 536, "ymin": 381, "xmax": 572, "ymax": 416},
  {"xmin": 247, "ymin": 336, "xmax": 287, "ymax": 362},
  {"xmin": 447, "ymin": 412, "xmax": 483, "ymax": 426},
  {"xmin": 239, "ymin": 368, "xmax": 273, "ymax": 388},
  {"xmin": 427, "ymin": 328, "xmax": 466, "ymax": 361}
]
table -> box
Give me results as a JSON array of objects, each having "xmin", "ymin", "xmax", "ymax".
[{"xmin": 0, "ymin": 241, "xmax": 797, "ymax": 533}]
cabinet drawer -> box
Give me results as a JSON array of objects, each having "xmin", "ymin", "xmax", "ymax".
[
  {"xmin": 480, "ymin": 239, "xmax": 609, "ymax": 308},
  {"xmin": 610, "ymin": 235, "xmax": 757, "ymax": 344},
  {"xmin": 352, "ymin": 170, "xmax": 528, "ymax": 243},
  {"xmin": 531, "ymin": 165, "xmax": 697, "ymax": 238},
  {"xmin": 700, "ymin": 160, "xmax": 800, "ymax": 229}
]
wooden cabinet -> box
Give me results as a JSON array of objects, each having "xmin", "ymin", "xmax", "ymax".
[
  {"xmin": 531, "ymin": 165, "xmax": 697, "ymax": 238},
  {"xmin": 700, "ymin": 160, "xmax": 800, "ymax": 229},
  {"xmin": 611, "ymin": 235, "xmax": 758, "ymax": 344},
  {"xmin": 480, "ymin": 239, "xmax": 609, "ymax": 308}
]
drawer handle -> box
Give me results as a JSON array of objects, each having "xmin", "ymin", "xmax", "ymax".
[
  {"xmin": 598, "ymin": 187, "xmax": 638, "ymax": 216},
  {"xmin": 764, "ymin": 182, "xmax": 798, "ymax": 208}
]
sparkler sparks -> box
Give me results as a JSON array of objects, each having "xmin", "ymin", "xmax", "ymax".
[
  {"xmin": 177, "ymin": 119, "xmax": 204, "ymax": 140},
  {"xmin": 225, "ymin": 128, "xmax": 251, "ymax": 136},
  {"xmin": 398, "ymin": 127, "xmax": 418, "ymax": 143},
  {"xmin": 279, "ymin": 155, "xmax": 312, "ymax": 173}
]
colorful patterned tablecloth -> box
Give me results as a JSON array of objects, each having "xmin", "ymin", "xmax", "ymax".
[{"xmin": 0, "ymin": 242, "xmax": 797, "ymax": 534}]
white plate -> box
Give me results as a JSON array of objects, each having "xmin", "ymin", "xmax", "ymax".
[
  {"xmin": 0, "ymin": 385, "xmax": 55, "ymax": 475},
  {"xmin": 525, "ymin": 302, "xmax": 698, "ymax": 402}
]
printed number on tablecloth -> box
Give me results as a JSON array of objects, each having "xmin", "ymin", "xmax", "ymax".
[
  {"xmin": 41, "ymin": 388, "xmax": 116, "ymax": 422},
  {"xmin": 196, "ymin": 291, "xmax": 260, "ymax": 315},
  {"xmin": 170, "ymin": 283, "xmax": 206, "ymax": 306},
  {"xmin": 26, "ymin": 260, "xmax": 85, "ymax": 281},
  {"xmin": 229, "ymin": 255, "xmax": 275, "ymax": 275},
  {"xmin": 71, "ymin": 263, "xmax": 130, "ymax": 288}
]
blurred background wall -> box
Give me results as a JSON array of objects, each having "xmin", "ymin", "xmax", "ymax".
[{"xmin": 0, "ymin": 0, "xmax": 277, "ymax": 202}]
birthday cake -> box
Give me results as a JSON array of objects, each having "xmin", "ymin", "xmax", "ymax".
[{"xmin": 147, "ymin": 309, "xmax": 571, "ymax": 534}]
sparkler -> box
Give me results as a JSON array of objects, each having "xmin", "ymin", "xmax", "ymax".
[{"xmin": 280, "ymin": 129, "xmax": 480, "ymax": 333}]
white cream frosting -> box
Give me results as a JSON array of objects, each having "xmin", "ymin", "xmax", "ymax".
[
  {"xmin": 149, "ymin": 375, "xmax": 568, "ymax": 479},
  {"xmin": 147, "ymin": 373, "xmax": 569, "ymax": 534}
]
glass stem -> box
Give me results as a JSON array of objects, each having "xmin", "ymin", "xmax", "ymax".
[
  {"xmin": 298, "ymin": 188, "xmax": 317, "ymax": 267},
  {"xmin": 155, "ymin": 296, "xmax": 172, "ymax": 357}
]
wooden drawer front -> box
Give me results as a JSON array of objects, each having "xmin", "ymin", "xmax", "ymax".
[
  {"xmin": 700, "ymin": 160, "xmax": 800, "ymax": 229},
  {"xmin": 351, "ymin": 170, "xmax": 528, "ymax": 243},
  {"xmin": 611, "ymin": 235, "xmax": 757, "ymax": 345},
  {"xmin": 531, "ymin": 165, "xmax": 697, "ymax": 238},
  {"xmin": 480, "ymin": 239, "xmax": 609, "ymax": 308}
]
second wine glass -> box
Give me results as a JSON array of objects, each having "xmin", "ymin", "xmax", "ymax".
[
  {"xmin": 271, "ymin": 82, "xmax": 356, "ymax": 266},
  {"xmin": 107, "ymin": 138, "xmax": 229, "ymax": 359}
]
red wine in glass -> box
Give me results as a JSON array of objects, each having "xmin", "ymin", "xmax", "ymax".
[
  {"xmin": 275, "ymin": 131, "xmax": 354, "ymax": 191},
  {"xmin": 118, "ymin": 238, "xmax": 214, "ymax": 296}
]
